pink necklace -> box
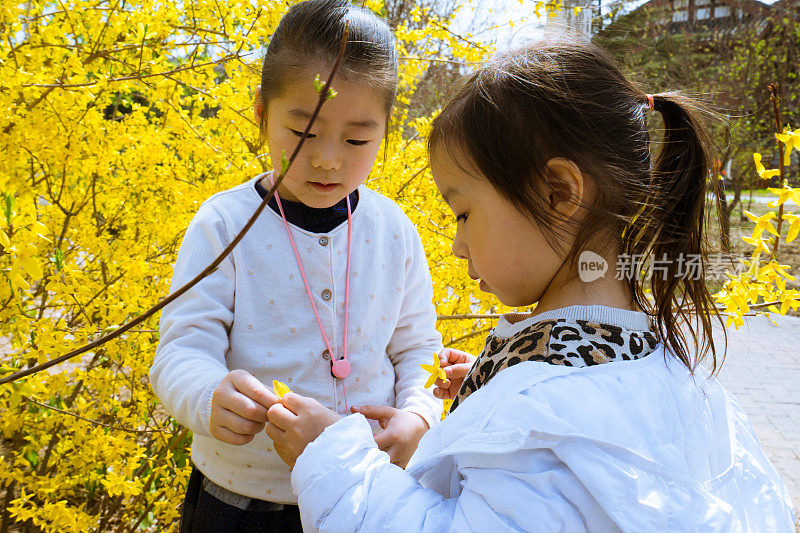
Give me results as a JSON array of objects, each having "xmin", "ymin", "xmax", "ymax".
[{"xmin": 268, "ymin": 174, "xmax": 353, "ymax": 391}]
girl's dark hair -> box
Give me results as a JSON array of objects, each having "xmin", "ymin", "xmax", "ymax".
[
  {"xmin": 259, "ymin": 0, "xmax": 398, "ymax": 136},
  {"xmin": 429, "ymin": 36, "xmax": 726, "ymax": 374}
]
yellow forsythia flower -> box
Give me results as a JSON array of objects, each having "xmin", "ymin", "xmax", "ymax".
[
  {"xmin": 775, "ymin": 128, "xmax": 800, "ymax": 167},
  {"xmin": 766, "ymin": 186, "xmax": 800, "ymax": 210},
  {"xmin": 420, "ymin": 353, "xmax": 446, "ymax": 388}
]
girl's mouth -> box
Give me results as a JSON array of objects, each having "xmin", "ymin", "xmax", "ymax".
[
  {"xmin": 469, "ymin": 272, "xmax": 488, "ymax": 291},
  {"xmin": 309, "ymin": 182, "xmax": 339, "ymax": 193}
]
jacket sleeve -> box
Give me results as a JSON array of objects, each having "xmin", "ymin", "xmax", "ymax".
[
  {"xmin": 149, "ymin": 203, "xmax": 234, "ymax": 437},
  {"xmin": 384, "ymin": 220, "xmax": 444, "ymax": 429},
  {"xmin": 291, "ymin": 414, "xmax": 592, "ymax": 532}
]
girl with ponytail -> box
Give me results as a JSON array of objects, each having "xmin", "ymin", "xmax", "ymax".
[{"xmin": 265, "ymin": 36, "xmax": 796, "ymax": 531}]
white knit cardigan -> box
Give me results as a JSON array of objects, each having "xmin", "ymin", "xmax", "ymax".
[{"xmin": 150, "ymin": 175, "xmax": 443, "ymax": 503}]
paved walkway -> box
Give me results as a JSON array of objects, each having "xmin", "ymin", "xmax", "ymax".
[{"xmin": 712, "ymin": 313, "xmax": 800, "ymax": 524}]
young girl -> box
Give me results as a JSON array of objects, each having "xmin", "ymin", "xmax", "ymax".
[
  {"xmin": 150, "ymin": 1, "xmax": 443, "ymax": 531},
  {"xmin": 263, "ymin": 37, "xmax": 797, "ymax": 531}
]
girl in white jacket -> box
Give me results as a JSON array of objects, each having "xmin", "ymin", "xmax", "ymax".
[{"xmin": 263, "ymin": 37, "xmax": 797, "ymax": 531}]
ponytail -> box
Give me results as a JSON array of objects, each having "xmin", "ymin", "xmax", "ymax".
[{"xmin": 642, "ymin": 92, "xmax": 726, "ymax": 373}]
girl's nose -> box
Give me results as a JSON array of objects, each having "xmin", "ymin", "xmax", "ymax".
[
  {"xmin": 451, "ymin": 228, "xmax": 468, "ymax": 260},
  {"xmin": 310, "ymin": 141, "xmax": 341, "ymax": 172}
]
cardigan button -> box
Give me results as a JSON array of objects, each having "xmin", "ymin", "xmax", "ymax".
[
  {"xmin": 321, "ymin": 289, "xmax": 332, "ymax": 300},
  {"xmin": 321, "ymin": 349, "xmax": 331, "ymax": 360},
  {"xmin": 319, "ymin": 236, "xmax": 329, "ymax": 246}
]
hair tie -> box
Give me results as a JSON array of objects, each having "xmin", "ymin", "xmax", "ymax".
[{"xmin": 645, "ymin": 94, "xmax": 655, "ymax": 110}]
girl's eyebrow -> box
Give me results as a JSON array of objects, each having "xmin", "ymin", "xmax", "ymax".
[
  {"xmin": 288, "ymin": 108, "xmax": 379, "ymax": 130},
  {"xmin": 440, "ymin": 186, "xmax": 461, "ymax": 206}
]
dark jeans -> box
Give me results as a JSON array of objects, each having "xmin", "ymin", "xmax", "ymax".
[{"xmin": 179, "ymin": 465, "xmax": 303, "ymax": 533}]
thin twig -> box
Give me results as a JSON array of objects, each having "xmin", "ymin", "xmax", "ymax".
[
  {"xmin": 445, "ymin": 327, "xmax": 493, "ymax": 347},
  {"xmin": 768, "ymin": 83, "xmax": 786, "ymax": 260},
  {"xmin": 23, "ymin": 398, "xmax": 169, "ymax": 434},
  {"xmin": 22, "ymin": 52, "xmax": 254, "ymax": 88},
  {"xmin": 438, "ymin": 314, "xmax": 502, "ymax": 321},
  {"xmin": 399, "ymin": 55, "xmax": 470, "ymax": 66}
]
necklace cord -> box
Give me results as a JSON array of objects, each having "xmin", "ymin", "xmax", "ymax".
[{"xmin": 270, "ymin": 174, "xmax": 351, "ymax": 412}]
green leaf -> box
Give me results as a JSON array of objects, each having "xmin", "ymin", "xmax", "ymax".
[
  {"xmin": 280, "ymin": 150, "xmax": 289, "ymax": 174},
  {"xmin": 50, "ymin": 248, "xmax": 64, "ymax": 271},
  {"xmin": 313, "ymin": 74, "xmax": 323, "ymax": 94},
  {"xmin": 3, "ymin": 193, "xmax": 15, "ymax": 225}
]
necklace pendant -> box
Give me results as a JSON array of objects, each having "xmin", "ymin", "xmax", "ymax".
[{"xmin": 331, "ymin": 358, "xmax": 351, "ymax": 379}]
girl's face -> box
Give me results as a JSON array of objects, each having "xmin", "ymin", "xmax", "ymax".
[
  {"xmin": 255, "ymin": 66, "xmax": 388, "ymax": 208},
  {"xmin": 431, "ymin": 148, "xmax": 567, "ymax": 308}
]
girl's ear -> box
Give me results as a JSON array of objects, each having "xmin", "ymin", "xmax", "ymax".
[
  {"xmin": 544, "ymin": 157, "xmax": 584, "ymax": 221},
  {"xmin": 254, "ymin": 85, "xmax": 263, "ymax": 130}
]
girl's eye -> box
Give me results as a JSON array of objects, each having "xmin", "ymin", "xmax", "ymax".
[
  {"xmin": 347, "ymin": 139, "xmax": 369, "ymax": 146},
  {"xmin": 290, "ymin": 129, "xmax": 315, "ymax": 138},
  {"xmin": 456, "ymin": 212, "xmax": 469, "ymax": 223}
]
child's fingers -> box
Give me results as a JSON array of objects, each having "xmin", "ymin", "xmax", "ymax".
[
  {"xmin": 219, "ymin": 408, "xmax": 267, "ymax": 435},
  {"xmin": 279, "ymin": 392, "xmax": 313, "ymax": 415},
  {"xmin": 265, "ymin": 421, "xmax": 285, "ymax": 443},
  {"xmin": 443, "ymin": 362, "xmax": 473, "ymax": 379},
  {"xmin": 374, "ymin": 429, "xmax": 395, "ymax": 450},
  {"xmin": 267, "ymin": 402, "xmax": 297, "ymax": 430},
  {"xmin": 214, "ymin": 425, "xmax": 256, "ymax": 446},
  {"xmin": 433, "ymin": 386, "xmax": 456, "ymax": 400},
  {"xmin": 230, "ymin": 370, "xmax": 279, "ymax": 410},
  {"xmin": 223, "ymin": 392, "xmax": 270, "ymax": 423},
  {"xmin": 438, "ymin": 348, "xmax": 475, "ymax": 367},
  {"xmin": 351, "ymin": 405, "xmax": 396, "ymax": 428}
]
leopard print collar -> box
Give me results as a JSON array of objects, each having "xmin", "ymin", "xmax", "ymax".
[{"xmin": 448, "ymin": 318, "xmax": 659, "ymax": 414}]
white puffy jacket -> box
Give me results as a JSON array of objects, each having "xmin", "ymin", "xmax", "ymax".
[{"xmin": 291, "ymin": 344, "xmax": 796, "ymax": 532}]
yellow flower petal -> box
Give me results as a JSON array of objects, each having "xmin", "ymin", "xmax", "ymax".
[
  {"xmin": 754, "ymin": 153, "xmax": 766, "ymax": 174},
  {"xmin": 424, "ymin": 373, "xmax": 437, "ymax": 388},
  {"xmin": 9, "ymin": 270, "xmax": 29, "ymax": 291},
  {"xmin": 272, "ymin": 380, "xmax": 291, "ymax": 399},
  {"xmin": 17, "ymin": 256, "xmax": 43, "ymax": 280},
  {"xmin": 753, "ymin": 153, "xmax": 780, "ymax": 179},
  {"xmin": 761, "ymin": 169, "xmax": 780, "ymax": 180},
  {"xmin": 441, "ymin": 399, "xmax": 453, "ymax": 420}
]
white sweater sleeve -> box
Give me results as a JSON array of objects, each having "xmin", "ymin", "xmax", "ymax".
[
  {"xmin": 386, "ymin": 223, "xmax": 444, "ymax": 429},
  {"xmin": 149, "ymin": 203, "xmax": 234, "ymax": 437},
  {"xmin": 292, "ymin": 415, "xmax": 586, "ymax": 532}
]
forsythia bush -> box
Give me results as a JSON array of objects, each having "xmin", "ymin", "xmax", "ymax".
[
  {"xmin": 714, "ymin": 123, "xmax": 800, "ymax": 326},
  {"xmin": 0, "ymin": 0, "xmax": 795, "ymax": 530},
  {"xmin": 0, "ymin": 0, "xmax": 504, "ymax": 530}
]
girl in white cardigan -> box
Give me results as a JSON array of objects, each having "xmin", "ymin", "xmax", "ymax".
[
  {"xmin": 150, "ymin": 1, "xmax": 442, "ymax": 531},
  {"xmin": 264, "ymin": 37, "xmax": 796, "ymax": 531}
]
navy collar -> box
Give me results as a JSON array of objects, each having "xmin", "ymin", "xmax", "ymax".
[{"xmin": 255, "ymin": 180, "xmax": 359, "ymax": 234}]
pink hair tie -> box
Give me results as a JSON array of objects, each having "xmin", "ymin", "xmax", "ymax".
[{"xmin": 645, "ymin": 94, "xmax": 655, "ymax": 110}]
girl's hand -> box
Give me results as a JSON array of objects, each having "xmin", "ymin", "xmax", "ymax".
[
  {"xmin": 265, "ymin": 393, "xmax": 342, "ymax": 468},
  {"xmin": 350, "ymin": 406, "xmax": 429, "ymax": 468},
  {"xmin": 433, "ymin": 348, "xmax": 476, "ymax": 400},
  {"xmin": 210, "ymin": 370, "xmax": 279, "ymax": 445}
]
